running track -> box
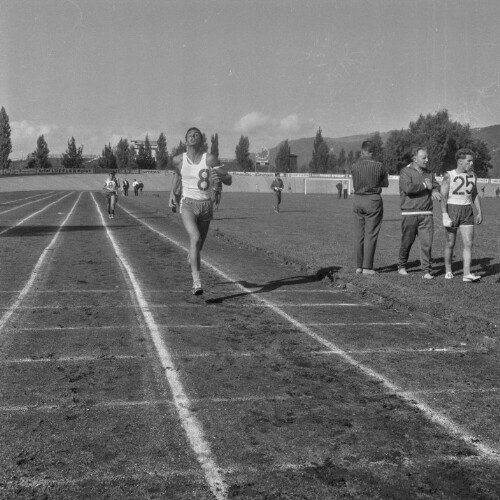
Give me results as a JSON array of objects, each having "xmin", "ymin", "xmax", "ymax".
[{"xmin": 0, "ymin": 191, "xmax": 499, "ymax": 498}]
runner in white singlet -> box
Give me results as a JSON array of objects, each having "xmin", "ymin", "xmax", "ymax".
[{"xmin": 169, "ymin": 127, "xmax": 232, "ymax": 295}]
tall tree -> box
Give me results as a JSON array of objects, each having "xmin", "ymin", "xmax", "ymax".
[
  {"xmin": 275, "ymin": 140, "xmax": 291, "ymax": 173},
  {"xmin": 369, "ymin": 131, "xmax": 384, "ymax": 162},
  {"xmin": 200, "ymin": 133, "xmax": 209, "ymax": 153},
  {"xmin": 115, "ymin": 138, "xmax": 129, "ymax": 171},
  {"xmin": 346, "ymin": 150, "xmax": 355, "ymax": 170},
  {"xmin": 384, "ymin": 109, "xmax": 492, "ymax": 176},
  {"xmin": 171, "ymin": 141, "xmax": 186, "ymax": 158},
  {"xmin": 136, "ymin": 143, "xmax": 147, "ymax": 169},
  {"xmin": 143, "ymin": 135, "xmax": 156, "ymax": 169},
  {"xmin": 308, "ymin": 127, "xmax": 324, "ymax": 173},
  {"xmin": 128, "ymin": 144, "xmax": 137, "ymax": 170},
  {"xmin": 210, "ymin": 133, "xmax": 219, "ymax": 157},
  {"xmin": 33, "ymin": 135, "xmax": 51, "ymax": 169},
  {"xmin": 0, "ymin": 106, "xmax": 12, "ymax": 170},
  {"xmin": 61, "ymin": 136, "xmax": 84, "ymax": 169},
  {"xmin": 337, "ymin": 148, "xmax": 347, "ymax": 173},
  {"xmin": 98, "ymin": 143, "xmax": 117, "ymax": 170},
  {"xmin": 316, "ymin": 141, "xmax": 329, "ymax": 173},
  {"xmin": 156, "ymin": 133, "xmax": 168, "ymax": 170},
  {"xmin": 327, "ymin": 151, "xmax": 337, "ymax": 173},
  {"xmin": 235, "ymin": 135, "xmax": 252, "ymax": 172}
]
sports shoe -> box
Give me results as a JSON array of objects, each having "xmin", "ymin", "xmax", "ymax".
[
  {"xmin": 422, "ymin": 273, "xmax": 434, "ymax": 280},
  {"xmin": 463, "ymin": 274, "xmax": 481, "ymax": 283},
  {"xmin": 192, "ymin": 282, "xmax": 203, "ymax": 295},
  {"xmin": 355, "ymin": 268, "xmax": 362, "ymax": 274},
  {"xmin": 444, "ymin": 272, "xmax": 454, "ymax": 280},
  {"xmin": 110, "ymin": 213, "xmax": 115, "ymax": 219},
  {"xmin": 398, "ymin": 268, "xmax": 408, "ymax": 276},
  {"xmin": 362, "ymin": 269, "xmax": 376, "ymax": 275}
]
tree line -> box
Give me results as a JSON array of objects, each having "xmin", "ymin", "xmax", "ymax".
[
  {"xmin": 0, "ymin": 106, "xmax": 492, "ymax": 177},
  {"xmin": 275, "ymin": 110, "xmax": 492, "ymax": 178}
]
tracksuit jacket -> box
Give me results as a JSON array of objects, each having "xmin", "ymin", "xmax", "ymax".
[{"xmin": 399, "ymin": 163, "xmax": 440, "ymax": 214}]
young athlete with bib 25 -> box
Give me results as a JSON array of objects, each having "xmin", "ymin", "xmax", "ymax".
[
  {"xmin": 440, "ymin": 148, "xmax": 483, "ymax": 282},
  {"xmin": 169, "ymin": 127, "xmax": 232, "ymax": 295}
]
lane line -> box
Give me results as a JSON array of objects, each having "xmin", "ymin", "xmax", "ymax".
[
  {"xmin": 0, "ymin": 192, "xmax": 74, "ymax": 236},
  {"xmin": 0, "ymin": 192, "xmax": 58, "ymax": 216},
  {"xmin": 305, "ymin": 322, "xmax": 425, "ymax": 326},
  {"xmin": 122, "ymin": 206, "xmax": 500, "ymax": 462},
  {"xmin": 0, "ymin": 192, "xmax": 55, "ymax": 206},
  {"xmin": 0, "ymin": 355, "xmax": 144, "ymax": 365},
  {"xmin": 91, "ymin": 193, "xmax": 227, "ymax": 499},
  {"xmin": 0, "ymin": 193, "xmax": 80, "ymax": 334},
  {"xmin": 315, "ymin": 348, "xmax": 469, "ymax": 355},
  {"xmin": 10, "ymin": 325, "xmax": 131, "ymax": 331}
]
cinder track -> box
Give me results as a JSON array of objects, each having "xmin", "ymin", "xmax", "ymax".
[{"xmin": 0, "ymin": 191, "xmax": 499, "ymax": 499}]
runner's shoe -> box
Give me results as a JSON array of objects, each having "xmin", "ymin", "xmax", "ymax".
[
  {"xmin": 445, "ymin": 272, "xmax": 454, "ymax": 279},
  {"xmin": 463, "ymin": 274, "xmax": 481, "ymax": 283},
  {"xmin": 192, "ymin": 281, "xmax": 203, "ymax": 295}
]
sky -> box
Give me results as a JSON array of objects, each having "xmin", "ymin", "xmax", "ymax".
[{"xmin": 2, "ymin": 0, "xmax": 500, "ymax": 159}]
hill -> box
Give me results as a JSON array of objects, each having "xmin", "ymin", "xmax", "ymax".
[{"xmin": 270, "ymin": 125, "xmax": 500, "ymax": 176}]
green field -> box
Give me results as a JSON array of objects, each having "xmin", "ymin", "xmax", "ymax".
[{"xmin": 202, "ymin": 192, "xmax": 499, "ymax": 342}]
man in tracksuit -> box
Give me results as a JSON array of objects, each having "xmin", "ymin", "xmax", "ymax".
[{"xmin": 398, "ymin": 147, "xmax": 442, "ymax": 279}]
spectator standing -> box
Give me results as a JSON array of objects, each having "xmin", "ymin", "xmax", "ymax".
[
  {"xmin": 270, "ymin": 173, "xmax": 284, "ymax": 212},
  {"xmin": 440, "ymin": 148, "xmax": 483, "ymax": 282},
  {"xmin": 397, "ymin": 147, "xmax": 442, "ymax": 279},
  {"xmin": 133, "ymin": 179, "xmax": 139, "ymax": 196},
  {"xmin": 122, "ymin": 179, "xmax": 129, "ymax": 196},
  {"xmin": 336, "ymin": 182, "xmax": 342, "ymax": 199},
  {"xmin": 343, "ymin": 180, "xmax": 349, "ymax": 199},
  {"xmin": 351, "ymin": 140, "xmax": 389, "ymax": 275},
  {"xmin": 138, "ymin": 180, "xmax": 144, "ymax": 195}
]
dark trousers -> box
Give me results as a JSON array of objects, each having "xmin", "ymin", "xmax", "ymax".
[
  {"xmin": 353, "ymin": 194, "xmax": 383, "ymax": 269},
  {"xmin": 398, "ymin": 214, "xmax": 434, "ymax": 273}
]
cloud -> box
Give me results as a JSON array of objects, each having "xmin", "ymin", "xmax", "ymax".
[
  {"xmin": 235, "ymin": 112, "xmax": 315, "ymax": 138},
  {"xmin": 234, "ymin": 112, "xmax": 272, "ymax": 134},
  {"xmin": 10, "ymin": 120, "xmax": 59, "ymax": 156},
  {"xmin": 279, "ymin": 114, "xmax": 315, "ymax": 135}
]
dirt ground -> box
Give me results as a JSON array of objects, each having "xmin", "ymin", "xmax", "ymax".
[{"xmin": 1, "ymin": 191, "xmax": 500, "ymax": 499}]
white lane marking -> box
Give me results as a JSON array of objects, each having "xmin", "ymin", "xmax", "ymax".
[
  {"xmin": 0, "ymin": 355, "xmax": 143, "ymax": 365},
  {"xmin": 0, "ymin": 192, "xmax": 55, "ymax": 206},
  {"xmin": 91, "ymin": 193, "xmax": 227, "ymax": 499},
  {"xmin": 0, "ymin": 192, "xmax": 57, "ymax": 215},
  {"xmin": 315, "ymin": 348, "xmax": 469, "ymax": 355},
  {"xmin": 12, "ymin": 325, "xmax": 131, "ymax": 331},
  {"xmin": 272, "ymin": 302, "xmax": 370, "ymax": 307},
  {"xmin": 123, "ymin": 207, "xmax": 500, "ymax": 462},
  {"xmin": 0, "ymin": 194, "xmax": 80, "ymax": 334},
  {"xmin": 0, "ymin": 192, "xmax": 74, "ymax": 236},
  {"xmin": 305, "ymin": 322, "xmax": 425, "ymax": 326}
]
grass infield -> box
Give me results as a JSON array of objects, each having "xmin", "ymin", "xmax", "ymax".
[{"xmin": 205, "ymin": 192, "xmax": 499, "ymax": 342}]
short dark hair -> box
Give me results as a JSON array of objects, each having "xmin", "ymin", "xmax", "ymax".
[
  {"xmin": 411, "ymin": 146, "xmax": 427, "ymax": 158},
  {"xmin": 455, "ymin": 148, "xmax": 475, "ymax": 161},
  {"xmin": 185, "ymin": 127, "xmax": 202, "ymax": 141},
  {"xmin": 275, "ymin": 172, "xmax": 280, "ymax": 177},
  {"xmin": 361, "ymin": 140, "xmax": 374, "ymax": 153}
]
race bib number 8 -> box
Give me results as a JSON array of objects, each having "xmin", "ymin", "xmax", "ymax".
[{"xmin": 197, "ymin": 169, "xmax": 211, "ymax": 191}]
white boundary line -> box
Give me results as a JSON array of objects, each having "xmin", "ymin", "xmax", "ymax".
[
  {"xmin": 0, "ymin": 192, "xmax": 73, "ymax": 236},
  {"xmin": 0, "ymin": 355, "xmax": 143, "ymax": 364},
  {"xmin": 90, "ymin": 193, "xmax": 227, "ymax": 499},
  {"xmin": 0, "ymin": 193, "xmax": 79, "ymax": 334},
  {"xmin": 0, "ymin": 192, "xmax": 57, "ymax": 215},
  {"xmin": 121, "ymin": 204, "xmax": 500, "ymax": 462}
]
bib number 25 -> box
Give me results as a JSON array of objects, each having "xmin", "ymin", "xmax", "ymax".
[{"xmin": 452, "ymin": 175, "xmax": 474, "ymax": 195}]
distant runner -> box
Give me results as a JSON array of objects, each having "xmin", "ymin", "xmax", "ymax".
[
  {"xmin": 103, "ymin": 171, "xmax": 120, "ymax": 219},
  {"xmin": 271, "ymin": 172, "xmax": 284, "ymax": 212}
]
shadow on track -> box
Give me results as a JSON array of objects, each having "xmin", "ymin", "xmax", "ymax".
[
  {"xmin": 0, "ymin": 225, "xmax": 122, "ymax": 236},
  {"xmin": 206, "ymin": 266, "xmax": 340, "ymax": 304}
]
